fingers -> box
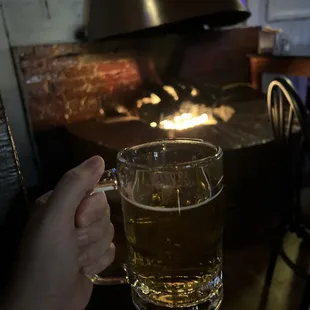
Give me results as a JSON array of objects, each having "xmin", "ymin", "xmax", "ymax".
[
  {"xmin": 77, "ymin": 192, "xmax": 115, "ymax": 275},
  {"xmin": 77, "ymin": 215, "xmax": 111, "ymax": 247},
  {"xmin": 78, "ymin": 223, "xmax": 114, "ymax": 266},
  {"xmin": 34, "ymin": 191, "xmax": 53, "ymax": 206},
  {"xmin": 48, "ymin": 156, "xmax": 105, "ymax": 219},
  {"xmin": 32, "ymin": 191, "xmax": 53, "ymax": 214},
  {"xmin": 76, "ymin": 192, "xmax": 110, "ymax": 228},
  {"xmin": 83, "ymin": 243, "xmax": 116, "ymax": 275}
]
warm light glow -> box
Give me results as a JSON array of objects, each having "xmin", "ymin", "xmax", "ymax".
[
  {"xmin": 159, "ymin": 113, "xmax": 216, "ymax": 131},
  {"xmin": 137, "ymin": 93, "xmax": 161, "ymax": 108},
  {"xmin": 163, "ymin": 85, "xmax": 179, "ymax": 101},
  {"xmin": 148, "ymin": 102, "xmax": 235, "ymax": 131},
  {"xmin": 145, "ymin": 0, "xmax": 160, "ymax": 25},
  {"xmin": 191, "ymin": 88, "xmax": 199, "ymax": 97},
  {"xmin": 116, "ymin": 105, "xmax": 128, "ymax": 114}
]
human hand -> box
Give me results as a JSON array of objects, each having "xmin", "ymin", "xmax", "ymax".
[{"xmin": 4, "ymin": 156, "xmax": 115, "ymax": 310}]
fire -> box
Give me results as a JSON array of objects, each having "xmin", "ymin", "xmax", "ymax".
[
  {"xmin": 150, "ymin": 103, "xmax": 235, "ymax": 131},
  {"xmin": 137, "ymin": 85, "xmax": 236, "ymax": 131},
  {"xmin": 159, "ymin": 113, "xmax": 216, "ymax": 130}
]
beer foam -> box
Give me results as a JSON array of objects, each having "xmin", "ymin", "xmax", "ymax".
[{"xmin": 120, "ymin": 187, "xmax": 223, "ymax": 212}]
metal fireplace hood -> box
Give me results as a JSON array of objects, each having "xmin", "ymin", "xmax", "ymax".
[{"xmin": 87, "ymin": 0, "xmax": 250, "ymax": 40}]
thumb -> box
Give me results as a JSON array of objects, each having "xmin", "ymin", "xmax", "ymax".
[{"xmin": 48, "ymin": 156, "xmax": 105, "ymax": 219}]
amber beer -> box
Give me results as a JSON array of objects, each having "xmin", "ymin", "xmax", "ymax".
[
  {"xmin": 121, "ymin": 181, "xmax": 224, "ymax": 308},
  {"xmin": 91, "ymin": 139, "xmax": 223, "ymax": 309}
]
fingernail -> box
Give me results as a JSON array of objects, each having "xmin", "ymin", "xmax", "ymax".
[{"xmin": 81, "ymin": 156, "xmax": 104, "ymax": 171}]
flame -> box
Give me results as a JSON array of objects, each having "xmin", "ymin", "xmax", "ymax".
[
  {"xmin": 159, "ymin": 112, "xmax": 216, "ymax": 131},
  {"xmin": 137, "ymin": 93, "xmax": 161, "ymax": 108},
  {"xmin": 147, "ymin": 102, "xmax": 235, "ymax": 131},
  {"xmin": 163, "ymin": 85, "xmax": 179, "ymax": 101},
  {"xmin": 191, "ymin": 88, "xmax": 199, "ymax": 97}
]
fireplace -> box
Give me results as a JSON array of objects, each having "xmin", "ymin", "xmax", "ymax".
[
  {"xmin": 11, "ymin": 24, "xmax": 286, "ymax": 243},
  {"xmin": 13, "ymin": 27, "xmax": 260, "ymax": 180}
]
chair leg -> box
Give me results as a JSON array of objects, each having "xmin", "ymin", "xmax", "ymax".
[
  {"xmin": 265, "ymin": 247, "xmax": 279, "ymax": 286},
  {"xmin": 265, "ymin": 228, "xmax": 286, "ymax": 287},
  {"xmin": 300, "ymin": 275, "xmax": 310, "ymax": 310}
]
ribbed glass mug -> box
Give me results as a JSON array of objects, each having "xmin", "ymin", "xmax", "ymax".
[{"xmin": 90, "ymin": 139, "xmax": 224, "ymax": 310}]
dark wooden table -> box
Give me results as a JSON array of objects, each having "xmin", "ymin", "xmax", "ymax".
[
  {"xmin": 67, "ymin": 99, "xmax": 275, "ymax": 153},
  {"xmin": 249, "ymin": 54, "xmax": 310, "ymax": 90}
]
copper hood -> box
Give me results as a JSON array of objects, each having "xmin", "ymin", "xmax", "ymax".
[{"xmin": 87, "ymin": 0, "xmax": 250, "ymax": 40}]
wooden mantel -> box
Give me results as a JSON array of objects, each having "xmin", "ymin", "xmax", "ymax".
[{"xmin": 249, "ymin": 54, "xmax": 310, "ymax": 90}]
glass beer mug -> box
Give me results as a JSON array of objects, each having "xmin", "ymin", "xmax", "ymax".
[{"xmin": 91, "ymin": 139, "xmax": 224, "ymax": 310}]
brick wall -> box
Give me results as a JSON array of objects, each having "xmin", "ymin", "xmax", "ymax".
[
  {"xmin": 14, "ymin": 43, "xmax": 143, "ymax": 131},
  {"xmin": 14, "ymin": 27, "xmax": 261, "ymax": 132}
]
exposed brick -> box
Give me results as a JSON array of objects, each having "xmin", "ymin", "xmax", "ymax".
[
  {"xmin": 63, "ymin": 90, "xmax": 87, "ymax": 101},
  {"xmin": 20, "ymin": 59, "xmax": 46, "ymax": 70},
  {"xmin": 14, "ymin": 28, "xmax": 261, "ymax": 131},
  {"xmin": 15, "ymin": 43, "xmax": 144, "ymax": 129},
  {"xmin": 56, "ymin": 43, "xmax": 86, "ymax": 55},
  {"xmin": 27, "ymin": 81, "xmax": 49, "ymax": 97},
  {"xmin": 46, "ymin": 56, "xmax": 80, "ymax": 71},
  {"xmin": 28, "ymin": 95, "xmax": 66, "ymax": 125},
  {"xmin": 87, "ymin": 76, "xmax": 106, "ymax": 87},
  {"xmin": 28, "ymin": 93, "xmax": 63, "ymax": 105},
  {"xmin": 65, "ymin": 99, "xmax": 86, "ymax": 113},
  {"xmin": 66, "ymin": 97, "xmax": 99, "ymax": 115},
  {"xmin": 84, "ymin": 96, "xmax": 101, "ymax": 109},
  {"xmin": 22, "ymin": 56, "xmax": 80, "ymax": 76},
  {"xmin": 33, "ymin": 44, "xmax": 84, "ymax": 59},
  {"xmin": 87, "ymin": 84, "xmax": 106, "ymax": 94},
  {"xmin": 123, "ymin": 73, "xmax": 142, "ymax": 83},
  {"xmin": 77, "ymin": 64, "xmax": 96, "ymax": 77},
  {"xmin": 33, "ymin": 45, "xmax": 57, "ymax": 58},
  {"xmin": 24, "ymin": 71, "xmax": 60, "ymax": 84},
  {"xmin": 97, "ymin": 61, "xmax": 132, "ymax": 74},
  {"xmin": 15, "ymin": 46, "xmax": 35, "ymax": 60},
  {"xmin": 49, "ymin": 79, "xmax": 87, "ymax": 94},
  {"xmin": 51, "ymin": 44, "xmax": 77, "ymax": 57},
  {"xmin": 61, "ymin": 64, "xmax": 96, "ymax": 79}
]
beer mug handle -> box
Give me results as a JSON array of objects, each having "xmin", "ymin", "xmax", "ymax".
[
  {"xmin": 87, "ymin": 168, "xmax": 128, "ymax": 285},
  {"xmin": 93, "ymin": 168, "xmax": 118, "ymax": 193}
]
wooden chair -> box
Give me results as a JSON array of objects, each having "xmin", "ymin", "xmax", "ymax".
[{"xmin": 265, "ymin": 77, "xmax": 310, "ymax": 310}]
